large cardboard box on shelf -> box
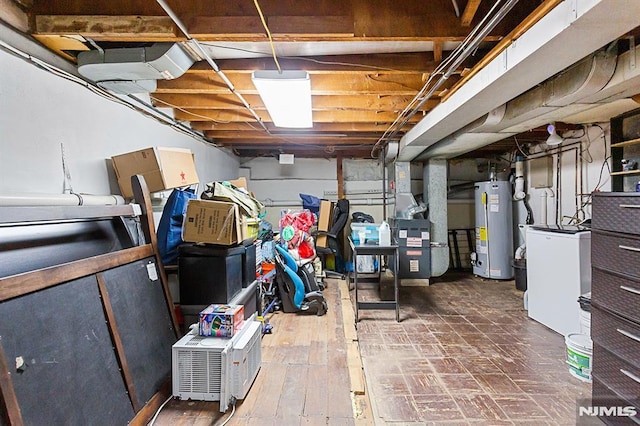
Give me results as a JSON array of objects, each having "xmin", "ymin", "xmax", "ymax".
[
  {"xmin": 182, "ymin": 199, "xmax": 243, "ymax": 246},
  {"xmin": 111, "ymin": 147, "xmax": 199, "ymax": 198},
  {"xmin": 316, "ymin": 200, "xmax": 335, "ymax": 248}
]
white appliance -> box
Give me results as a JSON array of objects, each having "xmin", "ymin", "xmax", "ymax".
[
  {"xmin": 172, "ymin": 319, "xmax": 262, "ymax": 412},
  {"xmin": 526, "ymin": 226, "xmax": 591, "ymax": 336}
]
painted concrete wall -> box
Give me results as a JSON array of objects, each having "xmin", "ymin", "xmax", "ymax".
[
  {"xmin": 0, "ymin": 49, "xmax": 239, "ymax": 198},
  {"xmin": 241, "ymin": 157, "xmax": 389, "ymax": 229}
]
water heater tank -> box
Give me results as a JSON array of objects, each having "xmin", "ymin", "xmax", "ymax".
[{"xmin": 473, "ymin": 181, "xmax": 514, "ymax": 279}]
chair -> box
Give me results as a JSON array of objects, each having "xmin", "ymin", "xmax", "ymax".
[
  {"xmin": 274, "ymin": 244, "xmax": 327, "ymax": 316},
  {"xmin": 316, "ymin": 199, "xmax": 349, "ymax": 279}
]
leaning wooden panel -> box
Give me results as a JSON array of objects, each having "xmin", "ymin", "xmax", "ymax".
[
  {"xmin": 0, "ymin": 342, "xmax": 23, "ymax": 426},
  {"xmin": 0, "ymin": 275, "xmax": 135, "ymax": 424},
  {"xmin": 0, "ymin": 245, "xmax": 153, "ymax": 303},
  {"xmin": 97, "ymin": 272, "xmax": 141, "ymax": 413},
  {"xmin": 101, "ymin": 258, "xmax": 178, "ymax": 409},
  {"xmin": 131, "ymin": 174, "xmax": 180, "ymax": 336}
]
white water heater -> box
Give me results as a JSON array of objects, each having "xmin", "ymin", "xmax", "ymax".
[{"xmin": 472, "ymin": 181, "xmax": 514, "ymax": 279}]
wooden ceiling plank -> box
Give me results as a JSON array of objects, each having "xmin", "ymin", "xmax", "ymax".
[
  {"xmin": 190, "ymin": 122, "xmax": 399, "ymax": 132},
  {"xmin": 433, "ymin": 41, "xmax": 443, "ymax": 63},
  {"xmin": 352, "ymin": 0, "xmax": 469, "ymax": 38},
  {"xmin": 32, "ymin": 34, "xmax": 90, "ymax": 62},
  {"xmin": 34, "ymin": 15, "xmax": 178, "ymax": 39},
  {"xmin": 204, "ymin": 131, "xmax": 381, "ymax": 140},
  {"xmin": 229, "ymin": 147, "xmax": 375, "ymax": 159},
  {"xmin": 268, "ymin": 16, "xmax": 354, "ymax": 37},
  {"xmin": 32, "ymin": 13, "xmax": 501, "ymax": 43},
  {"xmin": 194, "ymin": 53, "xmax": 443, "ymax": 73},
  {"xmin": 152, "ymin": 93, "xmax": 438, "ymax": 111},
  {"xmin": 157, "ymin": 73, "xmax": 428, "ymax": 95},
  {"xmin": 176, "ymin": 109, "xmax": 422, "ymax": 123},
  {"xmin": 461, "ymin": 0, "xmax": 482, "ymax": 27},
  {"xmin": 204, "ymin": 136, "xmax": 380, "ymax": 146},
  {"xmin": 187, "ymin": 16, "xmax": 265, "ymax": 39}
]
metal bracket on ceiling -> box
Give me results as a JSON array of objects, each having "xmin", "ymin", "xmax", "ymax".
[{"xmin": 629, "ymin": 36, "xmax": 636, "ymax": 70}]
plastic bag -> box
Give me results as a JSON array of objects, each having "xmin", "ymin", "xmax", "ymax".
[{"xmin": 157, "ymin": 188, "xmax": 196, "ymax": 265}]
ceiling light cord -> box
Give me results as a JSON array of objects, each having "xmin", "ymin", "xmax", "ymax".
[
  {"xmin": 253, "ymin": 0, "xmax": 282, "ymax": 73},
  {"xmin": 155, "ymin": 0, "xmax": 270, "ymax": 134}
]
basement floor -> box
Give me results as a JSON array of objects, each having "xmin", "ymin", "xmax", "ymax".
[{"xmin": 155, "ymin": 272, "xmax": 592, "ymax": 425}]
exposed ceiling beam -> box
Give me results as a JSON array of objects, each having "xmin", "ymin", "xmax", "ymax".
[
  {"xmin": 461, "ymin": 0, "xmax": 482, "ymax": 27},
  {"xmin": 192, "ymin": 53, "xmax": 452, "ymax": 73},
  {"xmin": 189, "ymin": 122, "xmax": 402, "ymax": 132},
  {"xmin": 152, "ymin": 93, "xmax": 439, "ymax": 111},
  {"xmin": 157, "ymin": 73, "xmax": 453, "ymax": 96},
  {"xmin": 205, "ymin": 135, "xmax": 378, "ymax": 145},
  {"xmin": 174, "ymin": 109, "xmax": 424, "ymax": 123}
]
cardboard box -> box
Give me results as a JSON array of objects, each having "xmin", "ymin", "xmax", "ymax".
[
  {"xmin": 183, "ymin": 199, "xmax": 242, "ymax": 245},
  {"xmin": 316, "ymin": 200, "xmax": 335, "ymax": 248},
  {"xmin": 198, "ymin": 304, "xmax": 245, "ymax": 337},
  {"xmin": 228, "ymin": 177, "xmax": 248, "ymax": 190},
  {"xmin": 111, "ymin": 147, "xmax": 199, "ymax": 198}
]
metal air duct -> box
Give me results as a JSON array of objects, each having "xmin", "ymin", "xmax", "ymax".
[{"xmin": 77, "ymin": 43, "xmax": 196, "ymax": 94}]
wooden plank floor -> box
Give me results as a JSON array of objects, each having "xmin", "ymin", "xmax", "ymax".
[{"xmin": 153, "ymin": 279, "xmax": 359, "ymax": 425}]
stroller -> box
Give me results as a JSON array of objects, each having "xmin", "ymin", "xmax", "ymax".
[{"xmin": 274, "ymin": 244, "xmax": 328, "ymax": 316}]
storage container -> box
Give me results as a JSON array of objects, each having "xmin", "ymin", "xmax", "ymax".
[
  {"xmin": 178, "ymin": 243, "xmax": 243, "ymax": 305},
  {"xmin": 350, "ymin": 223, "xmax": 380, "ymax": 244}
]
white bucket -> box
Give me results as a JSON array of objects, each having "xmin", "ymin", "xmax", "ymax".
[
  {"xmin": 566, "ymin": 333, "xmax": 593, "ymax": 383},
  {"xmin": 579, "ymin": 309, "xmax": 591, "ymax": 336}
]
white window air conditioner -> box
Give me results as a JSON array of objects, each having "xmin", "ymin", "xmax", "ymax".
[{"xmin": 172, "ymin": 319, "xmax": 262, "ymax": 412}]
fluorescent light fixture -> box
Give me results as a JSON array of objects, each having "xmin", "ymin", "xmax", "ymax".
[
  {"xmin": 251, "ymin": 70, "xmax": 312, "ymax": 128},
  {"xmin": 545, "ymin": 122, "xmax": 563, "ymax": 146}
]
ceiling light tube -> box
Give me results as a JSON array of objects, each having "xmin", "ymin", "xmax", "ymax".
[{"xmin": 252, "ymin": 70, "xmax": 312, "ymax": 128}]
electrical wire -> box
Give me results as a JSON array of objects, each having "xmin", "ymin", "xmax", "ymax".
[
  {"xmin": 514, "ymin": 135, "xmax": 530, "ymax": 158},
  {"xmin": 253, "ymin": 0, "xmax": 282, "ymax": 73},
  {"xmin": 147, "ymin": 396, "xmax": 172, "ymax": 426},
  {"xmin": 215, "ymin": 401, "xmax": 237, "ymax": 426},
  {"xmin": 370, "ymin": 0, "xmax": 520, "ymax": 158},
  {"xmin": 198, "ymin": 43, "xmax": 407, "ymax": 72},
  {"xmin": 156, "ymin": 0, "xmax": 270, "ymax": 134},
  {"xmin": 0, "ymin": 39, "xmax": 215, "ymax": 146},
  {"xmin": 150, "ymin": 96, "xmax": 232, "ymax": 123}
]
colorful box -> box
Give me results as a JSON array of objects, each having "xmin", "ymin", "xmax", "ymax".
[{"xmin": 198, "ymin": 304, "xmax": 245, "ymax": 338}]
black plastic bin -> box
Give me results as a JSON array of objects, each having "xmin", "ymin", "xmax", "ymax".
[
  {"xmin": 512, "ymin": 259, "xmax": 527, "ymax": 291},
  {"xmin": 178, "ymin": 243, "xmax": 244, "ymax": 305}
]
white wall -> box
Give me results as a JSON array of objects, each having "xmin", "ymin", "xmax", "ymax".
[
  {"xmin": 445, "ymin": 126, "xmax": 611, "ymax": 238},
  {"xmin": 516, "ymin": 124, "xmax": 611, "ymax": 231},
  {"xmin": 240, "ymin": 157, "xmax": 386, "ymax": 228},
  {"xmin": 0, "ymin": 48, "xmax": 239, "ymax": 197}
]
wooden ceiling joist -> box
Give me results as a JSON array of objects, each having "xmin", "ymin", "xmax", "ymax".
[
  {"xmin": 157, "ymin": 73, "xmax": 436, "ymax": 96},
  {"xmin": 205, "ymin": 135, "xmax": 379, "ymax": 145},
  {"xmin": 190, "ymin": 53, "xmax": 446, "ymax": 74},
  {"xmin": 174, "ymin": 109, "xmax": 423, "ymax": 123},
  {"xmin": 25, "ymin": 0, "xmax": 550, "ymax": 158},
  {"xmin": 152, "ymin": 93, "xmax": 439, "ymax": 111},
  {"xmin": 34, "ymin": 15, "xmax": 179, "ymax": 41},
  {"xmin": 189, "ymin": 122, "xmax": 401, "ymax": 132},
  {"xmin": 461, "ymin": 0, "xmax": 482, "ymax": 27},
  {"xmin": 204, "ymin": 131, "xmax": 381, "ymax": 140}
]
